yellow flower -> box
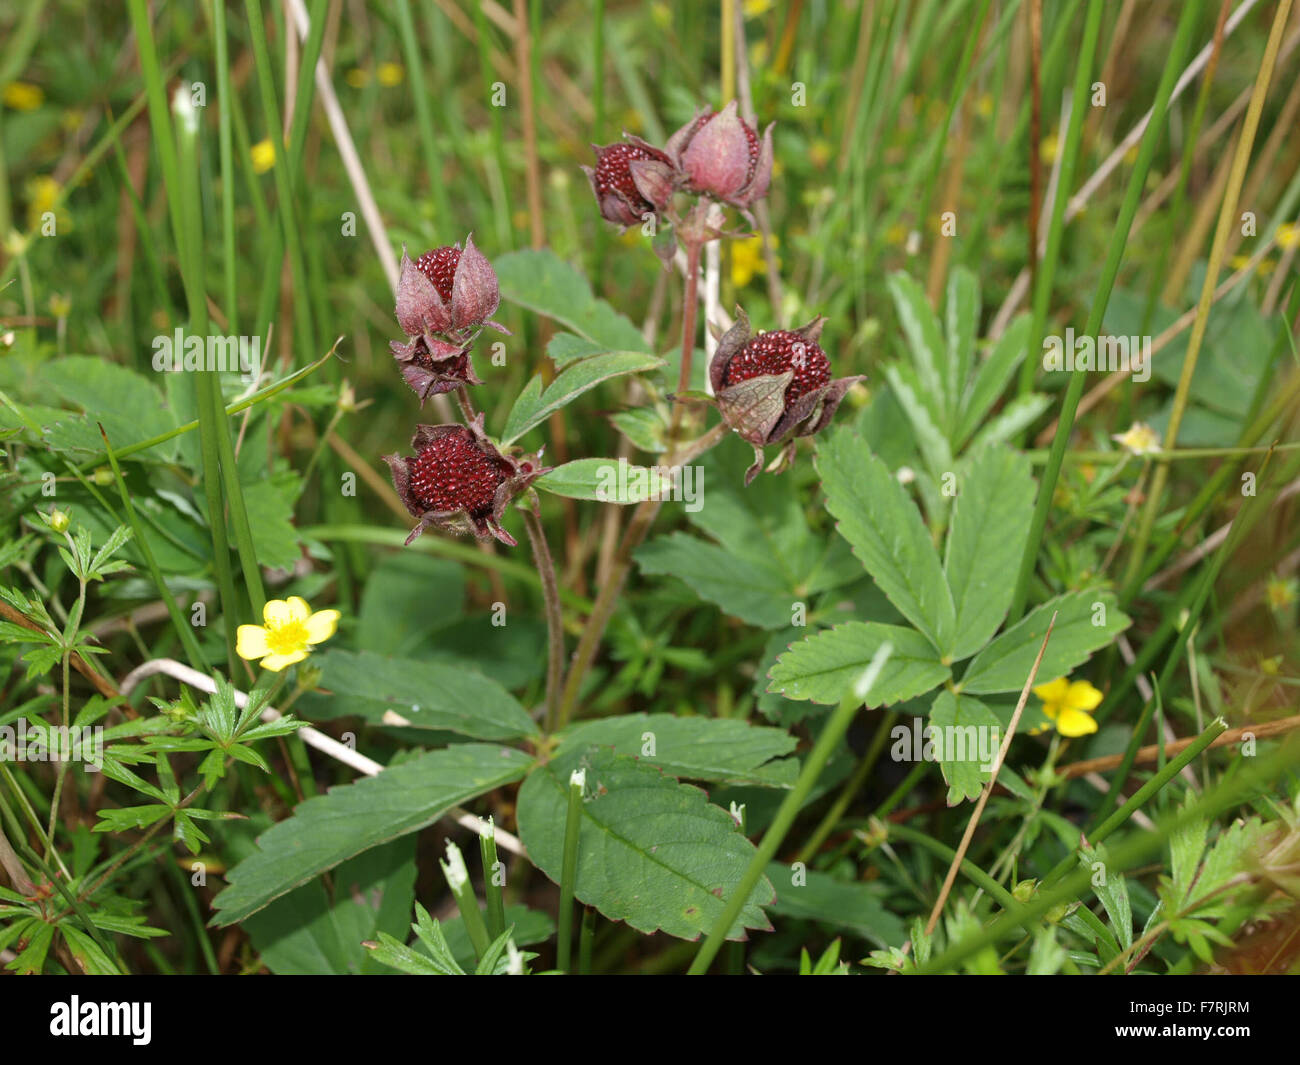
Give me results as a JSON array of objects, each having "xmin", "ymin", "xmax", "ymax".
[
  {"xmin": 976, "ymin": 93, "xmax": 994, "ymax": 119},
  {"xmin": 1113, "ymin": 421, "xmax": 1160, "ymax": 456},
  {"xmin": 1040, "ymin": 133, "xmax": 1059, "ymax": 164},
  {"xmin": 251, "ymin": 138, "xmax": 276, "ymax": 174},
  {"xmin": 1277, "ymin": 223, "xmax": 1300, "ymax": 251},
  {"xmin": 345, "ymin": 67, "xmax": 370, "ymax": 89},
  {"xmin": 1266, "ymin": 575, "xmax": 1297, "ymax": 612},
  {"xmin": 3, "ymin": 81, "xmax": 44, "ymax": 111},
  {"xmin": 731, "ymin": 233, "xmax": 779, "ymax": 288},
  {"xmin": 236, "ymin": 597, "xmax": 340, "ymax": 672},
  {"xmin": 26, "ymin": 175, "xmax": 68, "ymax": 233},
  {"xmin": 1033, "ymin": 677, "xmax": 1103, "ymax": 737},
  {"xmin": 377, "ymin": 62, "xmax": 405, "ymax": 86},
  {"xmin": 744, "ymin": 0, "xmax": 773, "ymax": 16}
]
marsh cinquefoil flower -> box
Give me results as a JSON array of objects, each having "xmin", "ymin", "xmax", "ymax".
[
  {"xmin": 236, "ymin": 597, "xmax": 340, "ymax": 672},
  {"xmin": 383, "ymin": 415, "xmax": 548, "ymax": 547},
  {"xmin": 1033, "ymin": 677, "xmax": 1103, "ymax": 737},
  {"xmin": 709, "ymin": 307, "xmax": 864, "ymax": 483},
  {"xmin": 583, "ymin": 139, "xmax": 675, "ymax": 228}
]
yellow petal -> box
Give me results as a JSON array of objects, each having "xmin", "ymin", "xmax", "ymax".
[
  {"xmin": 1041, "ymin": 701, "xmax": 1060, "ymax": 721},
  {"xmin": 283, "ymin": 596, "xmax": 312, "ymax": 623},
  {"xmin": 304, "ymin": 609, "xmax": 340, "ymax": 646},
  {"xmin": 263, "ymin": 599, "xmax": 293, "ymax": 627},
  {"xmin": 1056, "ymin": 706, "xmax": 1099, "ymax": 737},
  {"xmin": 1033, "ymin": 677, "xmax": 1070, "ymax": 703},
  {"xmin": 236, "ymin": 624, "xmax": 271, "ymax": 660},
  {"xmin": 260, "ymin": 650, "xmax": 309, "ymax": 672},
  {"xmin": 1065, "ymin": 680, "xmax": 1103, "ymax": 712}
]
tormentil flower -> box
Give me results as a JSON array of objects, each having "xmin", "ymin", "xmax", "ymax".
[
  {"xmin": 236, "ymin": 597, "xmax": 340, "ymax": 672},
  {"xmin": 1113, "ymin": 421, "xmax": 1160, "ymax": 456},
  {"xmin": 1033, "ymin": 677, "xmax": 1103, "ymax": 737},
  {"xmin": 709, "ymin": 307, "xmax": 865, "ymax": 483},
  {"xmin": 383, "ymin": 415, "xmax": 548, "ymax": 547},
  {"xmin": 665, "ymin": 101, "xmax": 773, "ymax": 215},
  {"xmin": 3, "ymin": 81, "xmax": 44, "ymax": 111}
]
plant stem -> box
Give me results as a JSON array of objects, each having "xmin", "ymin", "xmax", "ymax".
[
  {"xmin": 523, "ymin": 504, "xmax": 565, "ymax": 733},
  {"xmin": 556, "ymin": 769, "xmax": 585, "ymax": 973},
  {"xmin": 479, "ymin": 819, "xmax": 506, "ymax": 939},
  {"xmin": 689, "ymin": 643, "xmax": 894, "ymax": 974},
  {"xmin": 797, "ymin": 709, "xmax": 897, "ymax": 863},
  {"xmin": 578, "ymin": 906, "xmax": 596, "ymax": 974},
  {"xmin": 441, "ymin": 841, "xmax": 491, "ymax": 961}
]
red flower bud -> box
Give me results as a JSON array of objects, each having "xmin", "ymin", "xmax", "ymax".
[{"xmin": 666, "ymin": 102, "xmax": 773, "ymax": 213}]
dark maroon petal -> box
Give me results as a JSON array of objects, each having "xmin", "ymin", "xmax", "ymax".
[
  {"xmin": 395, "ymin": 247, "xmax": 451, "ymax": 336},
  {"xmin": 629, "ymin": 158, "xmax": 674, "ymax": 212},
  {"xmin": 450, "ymin": 233, "xmax": 501, "ymax": 331}
]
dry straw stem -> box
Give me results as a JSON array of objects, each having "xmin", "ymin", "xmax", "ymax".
[
  {"xmin": 119, "ymin": 658, "xmax": 525, "ymax": 856},
  {"xmin": 1127, "ymin": 0, "xmax": 1294, "ymax": 587},
  {"xmin": 923, "ymin": 612, "xmax": 1058, "ymax": 937},
  {"xmin": 1059, "ymin": 713, "xmax": 1300, "ymax": 781}
]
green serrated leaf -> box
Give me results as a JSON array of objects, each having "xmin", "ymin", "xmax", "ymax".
[
  {"xmin": 959, "ymin": 589, "xmax": 1130, "ymax": 694},
  {"xmin": 517, "ymin": 747, "xmax": 773, "ymax": 941},
  {"xmin": 929, "ymin": 689, "xmax": 1002, "ymax": 804},
  {"xmin": 212, "ymin": 744, "xmax": 534, "ymax": 925},
  {"xmin": 767, "ymin": 622, "xmax": 949, "ymax": 706},
  {"xmin": 556, "ymin": 712, "xmax": 797, "ymax": 787},
  {"xmin": 944, "ymin": 446, "xmax": 1035, "ymax": 659},
  {"xmin": 535, "ymin": 458, "xmax": 671, "ymax": 503},
  {"xmin": 502, "ymin": 351, "xmax": 664, "ymax": 446},
  {"xmin": 815, "ymin": 428, "xmax": 956, "ymax": 650}
]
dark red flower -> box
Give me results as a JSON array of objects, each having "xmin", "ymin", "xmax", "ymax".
[
  {"xmin": 665, "ymin": 102, "xmax": 773, "ymax": 213},
  {"xmin": 583, "ymin": 138, "xmax": 675, "ymax": 228},
  {"xmin": 383, "ymin": 416, "xmax": 548, "ymax": 546},
  {"xmin": 395, "ymin": 234, "xmax": 506, "ymax": 341},
  {"xmin": 709, "ymin": 308, "xmax": 864, "ymax": 483}
]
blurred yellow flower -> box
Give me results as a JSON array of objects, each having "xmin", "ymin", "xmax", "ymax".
[
  {"xmin": 251, "ymin": 138, "xmax": 276, "ymax": 174},
  {"xmin": 26, "ymin": 175, "xmax": 68, "ymax": 233},
  {"xmin": 237, "ymin": 597, "xmax": 340, "ymax": 672},
  {"xmin": 1113, "ymin": 421, "xmax": 1160, "ymax": 456},
  {"xmin": 976, "ymin": 93, "xmax": 994, "ymax": 119},
  {"xmin": 1266, "ymin": 575, "xmax": 1297, "ymax": 612},
  {"xmin": 61, "ymin": 108, "xmax": 84, "ymax": 132},
  {"xmin": 744, "ymin": 0, "xmax": 773, "ymax": 15},
  {"xmin": 1033, "ymin": 677, "xmax": 1103, "ymax": 737},
  {"xmin": 1277, "ymin": 223, "xmax": 1300, "ymax": 251},
  {"xmin": 1040, "ymin": 133, "xmax": 1059, "ymax": 164},
  {"xmin": 346, "ymin": 68, "xmax": 370, "ymax": 88},
  {"xmin": 377, "ymin": 62, "xmax": 405, "ymax": 86},
  {"xmin": 731, "ymin": 233, "xmax": 779, "ymax": 288},
  {"xmin": 3, "ymin": 81, "xmax": 44, "ymax": 111}
]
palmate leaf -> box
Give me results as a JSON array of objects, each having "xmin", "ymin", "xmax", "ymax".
[
  {"xmin": 517, "ymin": 747, "xmax": 774, "ymax": 941},
  {"xmin": 959, "ymin": 589, "xmax": 1130, "ymax": 694},
  {"xmin": 944, "ymin": 445, "xmax": 1036, "ymax": 660},
  {"xmin": 211, "ymin": 744, "xmax": 534, "ymax": 925},
  {"xmin": 556, "ymin": 712, "xmax": 798, "ymax": 787},
  {"xmin": 816, "ymin": 428, "xmax": 956, "ymax": 651},
  {"xmin": 767, "ymin": 622, "xmax": 949, "ymax": 706}
]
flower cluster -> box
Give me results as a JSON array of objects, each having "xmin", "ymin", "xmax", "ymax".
[
  {"xmin": 384, "ymin": 235, "xmax": 545, "ymax": 547},
  {"xmin": 585, "ymin": 102, "xmax": 860, "ymax": 482},
  {"xmin": 585, "ymin": 100, "xmax": 774, "ymax": 234}
]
